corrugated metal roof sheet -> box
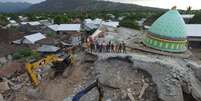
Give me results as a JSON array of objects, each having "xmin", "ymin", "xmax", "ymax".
[
  {"xmin": 186, "ymin": 24, "xmax": 201, "ymax": 37},
  {"xmin": 24, "ymin": 33, "xmax": 46, "ymax": 44},
  {"xmin": 37, "ymin": 45, "xmax": 60, "ymax": 52},
  {"xmin": 48, "ymin": 24, "xmax": 81, "ymax": 31}
]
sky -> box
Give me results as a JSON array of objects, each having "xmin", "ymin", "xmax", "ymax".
[{"xmin": 0, "ymin": 0, "xmax": 200, "ymax": 10}]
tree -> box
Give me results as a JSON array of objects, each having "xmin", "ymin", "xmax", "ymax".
[
  {"xmin": 189, "ymin": 12, "xmax": 201, "ymax": 24},
  {"xmin": 54, "ymin": 15, "xmax": 70, "ymax": 24},
  {"xmin": 186, "ymin": 6, "xmax": 192, "ymax": 14},
  {"xmin": 120, "ymin": 18, "xmax": 140, "ymax": 30},
  {"xmin": 0, "ymin": 14, "xmax": 8, "ymax": 26}
]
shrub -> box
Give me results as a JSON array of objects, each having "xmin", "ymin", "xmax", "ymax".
[
  {"xmin": 13, "ymin": 48, "xmax": 40, "ymax": 60},
  {"xmin": 120, "ymin": 19, "xmax": 140, "ymax": 30},
  {"xmin": 47, "ymin": 32, "xmax": 56, "ymax": 37}
]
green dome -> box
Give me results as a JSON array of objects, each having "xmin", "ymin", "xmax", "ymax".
[
  {"xmin": 149, "ymin": 10, "xmax": 187, "ymax": 39},
  {"xmin": 143, "ymin": 9, "xmax": 187, "ymax": 53}
]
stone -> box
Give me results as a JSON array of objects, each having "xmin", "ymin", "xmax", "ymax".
[
  {"xmin": 63, "ymin": 96, "xmax": 72, "ymax": 101},
  {"xmin": 0, "ymin": 82, "xmax": 10, "ymax": 93},
  {"xmin": 7, "ymin": 55, "xmax": 12, "ymax": 61},
  {"xmin": 106, "ymin": 99, "xmax": 112, "ymax": 101},
  {"xmin": 26, "ymin": 88, "xmax": 42, "ymax": 99},
  {"xmin": 0, "ymin": 94, "xmax": 4, "ymax": 101},
  {"xmin": 0, "ymin": 57, "xmax": 7, "ymax": 64}
]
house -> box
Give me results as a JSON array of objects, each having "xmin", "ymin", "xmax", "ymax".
[
  {"xmin": 12, "ymin": 33, "xmax": 46, "ymax": 44},
  {"xmin": 181, "ymin": 14, "xmax": 194, "ymax": 24},
  {"xmin": 37, "ymin": 45, "xmax": 60, "ymax": 53},
  {"xmin": 21, "ymin": 21, "xmax": 41, "ymax": 26},
  {"xmin": 48, "ymin": 24, "xmax": 82, "ymax": 45},
  {"xmin": 102, "ymin": 21, "xmax": 119, "ymax": 28},
  {"xmin": 7, "ymin": 20, "xmax": 19, "ymax": 27},
  {"xmin": 186, "ymin": 24, "xmax": 201, "ymax": 48},
  {"xmin": 39, "ymin": 20, "xmax": 53, "ymax": 26},
  {"xmin": 48, "ymin": 24, "xmax": 81, "ymax": 32},
  {"xmin": 18, "ymin": 16, "xmax": 28, "ymax": 22},
  {"xmin": 83, "ymin": 18, "xmax": 119, "ymax": 31},
  {"xmin": 20, "ymin": 21, "xmax": 42, "ymax": 33}
]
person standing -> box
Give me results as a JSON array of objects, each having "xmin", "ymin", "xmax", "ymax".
[
  {"xmin": 122, "ymin": 41, "xmax": 126, "ymax": 53},
  {"xmin": 108, "ymin": 41, "xmax": 111, "ymax": 52},
  {"xmin": 118, "ymin": 43, "xmax": 122, "ymax": 53},
  {"xmin": 106, "ymin": 43, "xmax": 109, "ymax": 52},
  {"xmin": 90, "ymin": 42, "xmax": 93, "ymax": 53},
  {"xmin": 95, "ymin": 42, "xmax": 99, "ymax": 52},
  {"xmin": 111, "ymin": 43, "xmax": 114, "ymax": 53},
  {"xmin": 103, "ymin": 41, "xmax": 106, "ymax": 52},
  {"xmin": 100, "ymin": 43, "xmax": 103, "ymax": 53}
]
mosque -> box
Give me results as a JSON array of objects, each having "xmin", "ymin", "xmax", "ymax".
[{"xmin": 143, "ymin": 8, "xmax": 187, "ymax": 52}]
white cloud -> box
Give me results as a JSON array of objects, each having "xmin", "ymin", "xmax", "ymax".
[{"xmin": 108, "ymin": 0, "xmax": 201, "ymax": 10}]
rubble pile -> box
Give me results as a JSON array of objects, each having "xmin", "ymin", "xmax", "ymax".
[{"xmin": 93, "ymin": 52, "xmax": 201, "ymax": 101}]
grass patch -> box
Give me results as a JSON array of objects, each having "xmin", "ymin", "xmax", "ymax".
[
  {"xmin": 46, "ymin": 32, "xmax": 57, "ymax": 37},
  {"xmin": 12, "ymin": 48, "xmax": 40, "ymax": 60}
]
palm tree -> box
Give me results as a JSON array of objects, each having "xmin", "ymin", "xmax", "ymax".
[{"xmin": 186, "ymin": 6, "xmax": 192, "ymax": 14}]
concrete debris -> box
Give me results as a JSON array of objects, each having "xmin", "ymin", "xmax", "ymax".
[
  {"xmin": 26, "ymin": 88, "xmax": 43, "ymax": 99},
  {"xmin": 128, "ymin": 92, "xmax": 136, "ymax": 101},
  {"xmin": 0, "ymin": 57, "xmax": 7, "ymax": 64},
  {"xmin": 139, "ymin": 83, "xmax": 149, "ymax": 99},
  {"xmin": 106, "ymin": 99, "xmax": 112, "ymax": 101},
  {"xmin": 63, "ymin": 96, "xmax": 73, "ymax": 101},
  {"xmin": 0, "ymin": 94, "xmax": 4, "ymax": 101},
  {"xmin": 0, "ymin": 82, "xmax": 10, "ymax": 93},
  {"xmin": 7, "ymin": 55, "xmax": 12, "ymax": 61},
  {"xmin": 93, "ymin": 52, "xmax": 201, "ymax": 101}
]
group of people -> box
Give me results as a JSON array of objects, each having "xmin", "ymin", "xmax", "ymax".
[{"xmin": 89, "ymin": 41, "xmax": 127, "ymax": 53}]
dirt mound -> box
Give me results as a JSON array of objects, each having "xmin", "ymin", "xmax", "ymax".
[
  {"xmin": 0, "ymin": 28, "xmax": 27, "ymax": 57},
  {"xmin": 0, "ymin": 28, "xmax": 25, "ymax": 43},
  {"xmin": 0, "ymin": 61, "xmax": 25, "ymax": 77}
]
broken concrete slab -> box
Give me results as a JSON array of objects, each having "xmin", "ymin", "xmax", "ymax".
[
  {"xmin": 0, "ymin": 57, "xmax": 7, "ymax": 64},
  {"xmin": 92, "ymin": 52, "xmax": 201, "ymax": 101},
  {"xmin": 139, "ymin": 83, "xmax": 149, "ymax": 99},
  {"xmin": 26, "ymin": 88, "xmax": 43, "ymax": 99},
  {"xmin": 0, "ymin": 82, "xmax": 10, "ymax": 93},
  {"xmin": 7, "ymin": 55, "xmax": 12, "ymax": 61},
  {"xmin": 0, "ymin": 94, "xmax": 4, "ymax": 101},
  {"xmin": 128, "ymin": 92, "xmax": 136, "ymax": 101}
]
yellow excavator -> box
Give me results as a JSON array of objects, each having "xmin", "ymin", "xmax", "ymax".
[{"xmin": 25, "ymin": 54, "xmax": 73, "ymax": 86}]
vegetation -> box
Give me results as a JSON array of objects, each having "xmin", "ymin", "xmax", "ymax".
[
  {"xmin": 0, "ymin": 14, "xmax": 9, "ymax": 26},
  {"xmin": 120, "ymin": 18, "xmax": 140, "ymax": 30},
  {"xmin": 27, "ymin": 0, "xmax": 163, "ymax": 12},
  {"xmin": 54, "ymin": 15, "xmax": 70, "ymax": 24},
  {"xmin": 47, "ymin": 32, "xmax": 57, "ymax": 37},
  {"xmin": 189, "ymin": 11, "xmax": 201, "ymax": 24},
  {"xmin": 12, "ymin": 48, "xmax": 40, "ymax": 60}
]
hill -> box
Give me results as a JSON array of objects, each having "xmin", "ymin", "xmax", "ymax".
[
  {"xmin": 27, "ymin": 0, "xmax": 163, "ymax": 12},
  {"xmin": 0, "ymin": 2, "xmax": 31, "ymax": 13}
]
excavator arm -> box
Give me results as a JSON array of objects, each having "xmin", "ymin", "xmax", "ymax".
[
  {"xmin": 25, "ymin": 55, "xmax": 71, "ymax": 86},
  {"xmin": 72, "ymin": 79, "xmax": 104, "ymax": 101}
]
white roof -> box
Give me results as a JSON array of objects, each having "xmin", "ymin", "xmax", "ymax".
[
  {"xmin": 37, "ymin": 45, "xmax": 60, "ymax": 52},
  {"xmin": 186, "ymin": 24, "xmax": 201, "ymax": 37},
  {"xmin": 84, "ymin": 18, "xmax": 103, "ymax": 25},
  {"xmin": 102, "ymin": 21, "xmax": 119, "ymax": 27},
  {"xmin": 48, "ymin": 24, "xmax": 81, "ymax": 31},
  {"xmin": 24, "ymin": 33, "xmax": 46, "ymax": 44},
  {"xmin": 182, "ymin": 14, "xmax": 195, "ymax": 19},
  {"xmin": 21, "ymin": 21, "xmax": 41, "ymax": 26},
  {"xmin": 9, "ymin": 20, "xmax": 16, "ymax": 24},
  {"xmin": 28, "ymin": 21, "xmax": 41, "ymax": 26},
  {"xmin": 85, "ymin": 23, "xmax": 99, "ymax": 29},
  {"xmin": 84, "ymin": 18, "xmax": 119, "ymax": 28}
]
